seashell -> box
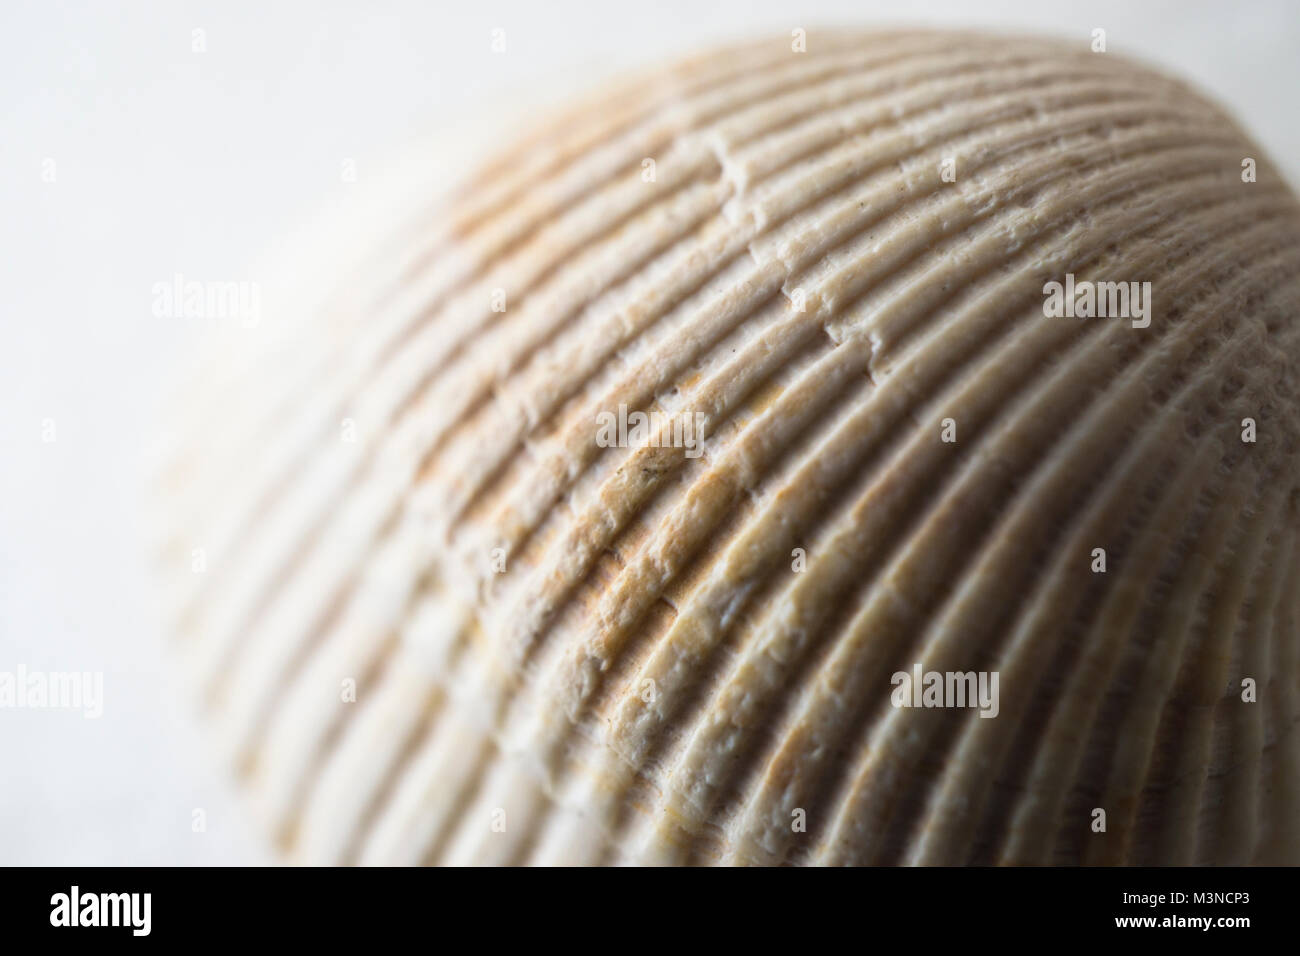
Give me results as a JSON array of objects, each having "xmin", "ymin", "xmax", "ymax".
[{"xmin": 158, "ymin": 28, "xmax": 1300, "ymax": 865}]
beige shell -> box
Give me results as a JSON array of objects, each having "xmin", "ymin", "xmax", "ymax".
[{"xmin": 159, "ymin": 29, "xmax": 1300, "ymax": 865}]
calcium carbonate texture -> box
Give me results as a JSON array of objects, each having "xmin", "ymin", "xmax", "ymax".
[{"xmin": 159, "ymin": 30, "xmax": 1300, "ymax": 865}]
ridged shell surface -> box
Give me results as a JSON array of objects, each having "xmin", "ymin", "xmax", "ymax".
[{"xmin": 159, "ymin": 29, "xmax": 1300, "ymax": 865}]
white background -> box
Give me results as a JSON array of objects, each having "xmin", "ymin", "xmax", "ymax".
[{"xmin": 1, "ymin": 0, "xmax": 1297, "ymax": 865}]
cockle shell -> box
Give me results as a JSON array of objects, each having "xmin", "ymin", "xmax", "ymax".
[{"xmin": 159, "ymin": 29, "xmax": 1300, "ymax": 865}]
